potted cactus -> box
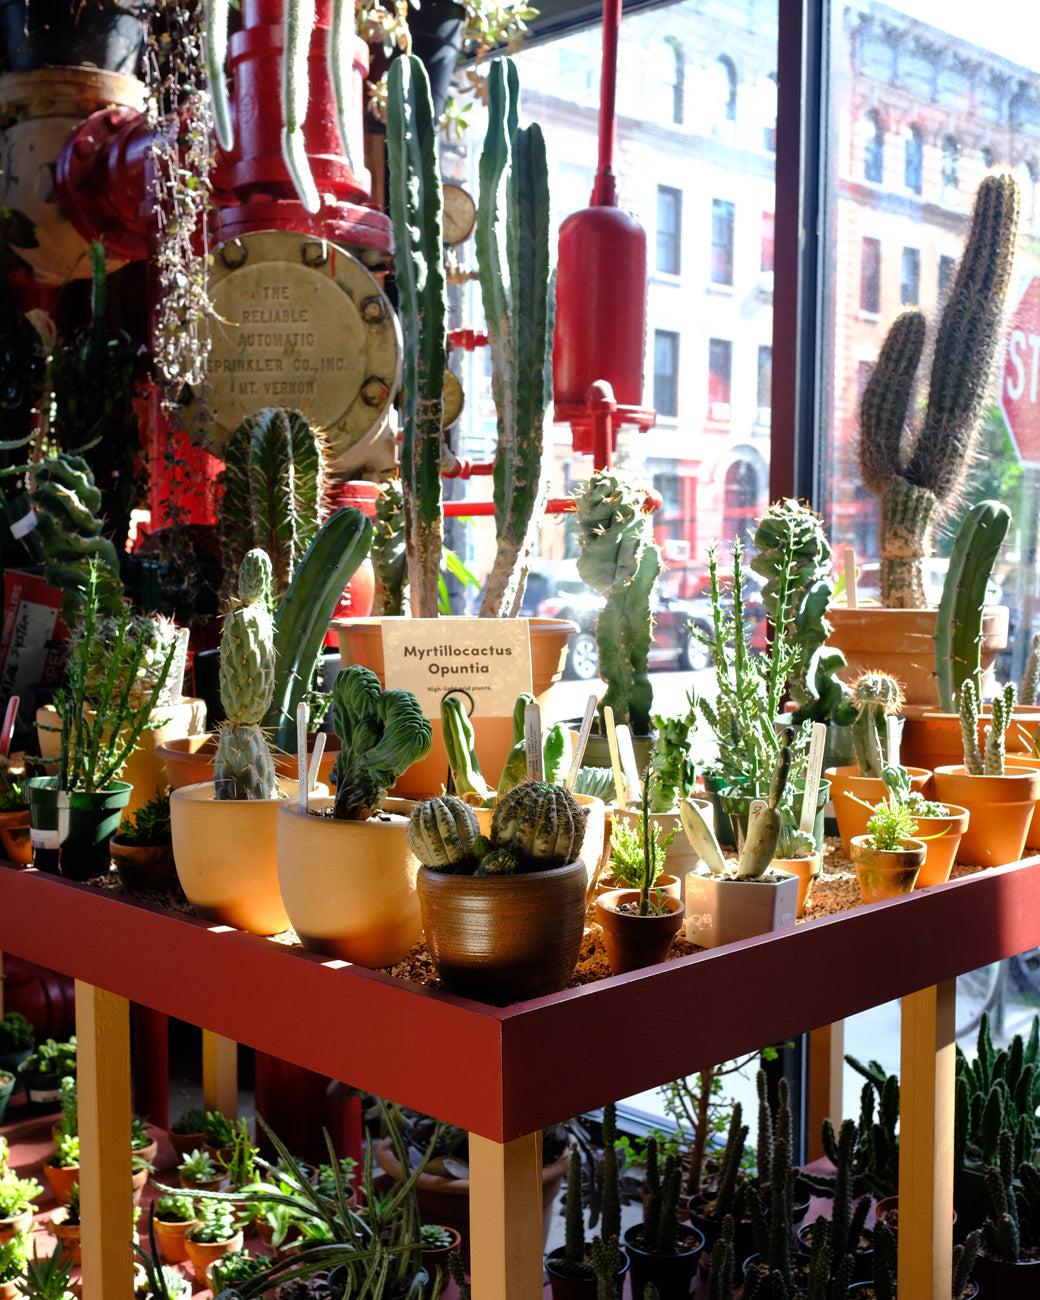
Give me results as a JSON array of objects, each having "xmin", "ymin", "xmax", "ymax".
[
  {"xmin": 276, "ymin": 664, "xmax": 432, "ymax": 968},
  {"xmin": 110, "ymin": 788, "xmax": 175, "ymax": 892},
  {"xmin": 410, "ymin": 781, "xmax": 588, "ymax": 1002}
]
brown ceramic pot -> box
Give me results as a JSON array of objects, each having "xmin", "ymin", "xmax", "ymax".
[
  {"xmin": 111, "ymin": 837, "xmax": 177, "ymax": 891},
  {"xmin": 850, "ymin": 836, "xmax": 926, "ymax": 903},
  {"xmin": 417, "ymin": 859, "xmax": 587, "ymax": 1003},
  {"xmin": 0, "ymin": 809, "xmax": 32, "ymax": 864},
  {"xmin": 825, "ymin": 765, "xmax": 933, "ymax": 859},
  {"xmin": 932, "ymin": 765, "xmax": 1040, "ymax": 867},
  {"xmin": 596, "ymin": 889, "xmax": 685, "ymax": 974}
]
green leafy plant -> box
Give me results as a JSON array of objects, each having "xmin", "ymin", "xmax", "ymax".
[
  {"xmin": 420, "ymin": 1224, "xmax": 454, "ymax": 1249},
  {"xmin": 204, "ymin": 1111, "xmax": 237, "ymax": 1149},
  {"xmin": 605, "ymin": 815, "xmax": 672, "ymax": 892},
  {"xmin": 210, "ymin": 1248, "xmax": 268, "ymax": 1289},
  {"xmin": 0, "ymin": 1148, "xmax": 43, "ymax": 1217},
  {"xmin": 0, "ymin": 778, "xmax": 27, "ymax": 814},
  {"xmin": 187, "ymin": 1201, "xmax": 240, "ymax": 1245},
  {"xmin": 57, "ymin": 1076, "xmax": 77, "ymax": 1139},
  {"xmin": 646, "ymin": 692, "xmax": 698, "ymax": 812},
  {"xmin": 0, "ymin": 1229, "xmax": 28, "ymax": 1284},
  {"xmin": 169, "ymin": 1107, "xmax": 207, "ymax": 1138},
  {"xmin": 116, "ymin": 790, "xmax": 172, "ymax": 848},
  {"xmin": 216, "ymin": 1117, "xmax": 259, "ymax": 1189},
  {"xmin": 0, "ymin": 1011, "xmax": 33, "ymax": 1054},
  {"xmin": 153, "ymin": 1193, "xmax": 197, "ymax": 1224},
  {"xmin": 49, "ymin": 1133, "xmax": 79, "ymax": 1170},
  {"xmin": 863, "ymin": 801, "xmax": 919, "ymax": 852},
  {"xmin": 21, "ymin": 1037, "xmax": 76, "ymax": 1080},
  {"xmin": 177, "ymin": 1147, "xmax": 220, "ymax": 1186},
  {"xmin": 13, "ymin": 1242, "xmax": 74, "ymax": 1300}
]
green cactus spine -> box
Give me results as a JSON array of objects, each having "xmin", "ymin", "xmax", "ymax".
[
  {"xmin": 574, "ymin": 471, "xmax": 661, "ymax": 737},
  {"xmin": 476, "ymin": 58, "xmax": 553, "ymax": 619},
  {"xmin": 387, "ymin": 54, "xmax": 446, "ymax": 619},
  {"xmin": 218, "ymin": 406, "xmax": 327, "ymax": 604},
  {"xmin": 859, "ymin": 171, "xmax": 1020, "ymax": 608},
  {"xmin": 848, "ymin": 672, "xmax": 903, "ymax": 778},
  {"xmin": 960, "ymin": 676, "xmax": 984, "ymax": 773},
  {"xmin": 214, "ymin": 549, "xmax": 278, "ymax": 801},
  {"xmin": 371, "ymin": 480, "xmax": 407, "ymax": 617},
  {"xmin": 934, "ymin": 501, "xmax": 1012, "ymax": 713},
  {"xmin": 407, "ymin": 795, "xmax": 481, "ymax": 870},
  {"xmin": 489, "ymin": 780, "xmax": 587, "ymax": 871},
  {"xmin": 984, "ymin": 681, "xmax": 1016, "ymax": 775}
]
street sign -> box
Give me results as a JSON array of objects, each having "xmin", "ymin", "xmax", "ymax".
[{"xmin": 1000, "ymin": 274, "xmax": 1040, "ymax": 466}]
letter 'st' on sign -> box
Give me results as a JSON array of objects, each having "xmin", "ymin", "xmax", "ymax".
[{"xmin": 1001, "ymin": 275, "xmax": 1040, "ymax": 466}]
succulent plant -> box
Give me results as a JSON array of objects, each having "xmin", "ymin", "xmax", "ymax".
[
  {"xmin": 407, "ymin": 795, "xmax": 481, "ymax": 870},
  {"xmin": 960, "ymin": 677, "xmax": 1016, "ymax": 776},
  {"xmin": 371, "ymin": 479, "xmax": 407, "ymax": 617},
  {"xmin": 489, "ymin": 780, "xmax": 587, "ymax": 873},
  {"xmin": 213, "ymin": 549, "xmax": 278, "ymax": 801},
  {"xmin": 328, "ymin": 666, "xmax": 432, "ymax": 820},
  {"xmin": 76, "ymin": 612, "xmax": 187, "ymax": 710},
  {"xmin": 646, "ymin": 691, "xmax": 698, "ymax": 813},
  {"xmin": 849, "ymin": 672, "xmax": 904, "ymax": 778}
]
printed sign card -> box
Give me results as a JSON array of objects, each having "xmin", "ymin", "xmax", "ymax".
[{"xmin": 380, "ymin": 617, "xmax": 533, "ymax": 719}]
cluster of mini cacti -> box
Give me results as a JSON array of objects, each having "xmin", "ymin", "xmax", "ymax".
[
  {"xmin": 955, "ymin": 1012, "xmax": 1040, "ymax": 1176},
  {"xmin": 30, "ymin": 453, "xmax": 124, "ymax": 623},
  {"xmin": 982, "ymin": 1125, "xmax": 1040, "ymax": 1261},
  {"xmin": 800, "ymin": 1056, "xmax": 899, "ymax": 1201},
  {"xmin": 476, "ymin": 58, "xmax": 553, "ymax": 619},
  {"xmin": 218, "ymin": 406, "xmax": 327, "ymax": 604},
  {"xmin": 849, "ymin": 671, "xmax": 904, "ymax": 778},
  {"xmin": 858, "ymin": 171, "xmax": 1020, "ymax": 608},
  {"xmin": 750, "ymin": 499, "xmax": 854, "ymax": 727},
  {"xmin": 214, "ymin": 549, "xmax": 278, "ymax": 801},
  {"xmin": 327, "ymin": 665, "xmax": 432, "ymax": 820},
  {"xmin": 408, "ymin": 780, "xmax": 587, "ymax": 875},
  {"xmin": 371, "ymin": 480, "xmax": 407, "ymax": 616},
  {"xmin": 574, "ymin": 471, "xmax": 661, "ymax": 738},
  {"xmin": 959, "ymin": 677, "xmax": 1015, "ymax": 775},
  {"xmin": 934, "ymin": 501, "xmax": 1012, "ymax": 713}
]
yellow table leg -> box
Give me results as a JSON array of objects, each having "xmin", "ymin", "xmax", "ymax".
[
  {"xmin": 202, "ymin": 1030, "xmax": 238, "ymax": 1116},
  {"xmin": 807, "ymin": 1020, "xmax": 844, "ymax": 1161},
  {"xmin": 75, "ymin": 980, "xmax": 134, "ymax": 1300},
  {"xmin": 468, "ymin": 1131, "xmax": 545, "ymax": 1300},
  {"xmin": 898, "ymin": 980, "xmax": 956, "ymax": 1300}
]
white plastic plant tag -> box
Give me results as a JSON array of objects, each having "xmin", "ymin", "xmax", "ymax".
[
  {"xmin": 799, "ymin": 723, "xmax": 827, "ymax": 834},
  {"xmin": 604, "ymin": 706, "xmax": 627, "ymax": 810},
  {"xmin": 565, "ymin": 694, "xmax": 598, "ymax": 790},
  {"xmin": 748, "ymin": 799, "xmax": 768, "ymax": 822},
  {"xmin": 297, "ymin": 701, "xmax": 309, "ymax": 813},
  {"xmin": 30, "ymin": 827, "xmax": 59, "ymax": 849},
  {"xmin": 886, "ymin": 715, "xmax": 901, "ymax": 767},
  {"xmin": 307, "ymin": 732, "xmax": 327, "ymax": 792},
  {"xmin": 616, "ymin": 726, "xmax": 643, "ymax": 806},
  {"xmin": 524, "ymin": 701, "xmax": 543, "ymax": 781}
]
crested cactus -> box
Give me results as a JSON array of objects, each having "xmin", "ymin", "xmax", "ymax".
[
  {"xmin": 371, "ymin": 480, "xmax": 407, "ymax": 617},
  {"xmin": 214, "ymin": 549, "xmax": 279, "ymax": 801},
  {"xmin": 574, "ymin": 471, "xmax": 661, "ymax": 737},
  {"xmin": 489, "ymin": 780, "xmax": 587, "ymax": 872},
  {"xmin": 327, "ymin": 665, "xmax": 432, "ymax": 820},
  {"xmin": 934, "ymin": 501, "xmax": 1012, "ymax": 713},
  {"xmin": 387, "ymin": 54, "xmax": 446, "ymax": 619},
  {"xmin": 751, "ymin": 499, "xmax": 854, "ymax": 727},
  {"xmin": 31, "ymin": 454, "xmax": 124, "ymax": 623},
  {"xmin": 218, "ymin": 406, "xmax": 327, "ymax": 604},
  {"xmin": 859, "ymin": 171, "xmax": 1020, "ymax": 607},
  {"xmin": 476, "ymin": 57, "xmax": 553, "ymax": 619},
  {"xmin": 849, "ymin": 672, "xmax": 904, "ymax": 778},
  {"xmin": 407, "ymin": 795, "xmax": 481, "ymax": 870}
]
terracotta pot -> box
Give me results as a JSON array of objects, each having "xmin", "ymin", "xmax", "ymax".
[
  {"xmin": 993, "ymin": 753, "xmax": 1040, "ymax": 851},
  {"xmin": 684, "ymin": 869, "xmax": 799, "ymax": 949},
  {"xmin": 43, "ymin": 1159, "xmax": 79, "ymax": 1204},
  {"xmin": 416, "ymin": 859, "xmax": 587, "ymax": 1003},
  {"xmin": 596, "ymin": 873, "xmax": 681, "ymax": 902},
  {"xmin": 971, "ymin": 1249, "xmax": 1040, "ymax": 1298},
  {"xmin": 827, "ymin": 605, "xmax": 1008, "ymax": 707},
  {"xmin": 184, "ymin": 1227, "xmax": 244, "ymax": 1284},
  {"xmin": 932, "ymin": 765, "xmax": 1040, "ymax": 867},
  {"xmin": 0, "ymin": 1206, "xmax": 32, "ymax": 1244},
  {"xmin": 623, "ymin": 1221, "xmax": 705, "ymax": 1300},
  {"xmin": 899, "ymin": 702, "xmax": 1040, "ymax": 771},
  {"xmin": 158, "ymin": 731, "xmax": 341, "ymax": 791},
  {"xmin": 333, "ymin": 616, "xmax": 576, "ymax": 798},
  {"xmin": 596, "ymin": 889, "xmax": 685, "ymax": 974},
  {"xmin": 167, "ymin": 1129, "xmax": 207, "ymax": 1160},
  {"xmin": 770, "ymin": 852, "xmax": 820, "ymax": 918},
  {"xmin": 170, "ymin": 779, "xmax": 318, "ymax": 934},
  {"xmin": 110, "ymin": 836, "xmax": 177, "ymax": 891},
  {"xmin": 153, "ymin": 1211, "xmax": 200, "ymax": 1263},
  {"xmin": 908, "ymin": 803, "xmax": 970, "ymax": 888},
  {"xmin": 825, "ymin": 765, "xmax": 933, "ymax": 860},
  {"xmin": 420, "ymin": 1224, "xmax": 463, "ymax": 1297},
  {"xmin": 0, "ymin": 809, "xmax": 32, "ymax": 864},
  {"xmin": 49, "ymin": 1205, "xmax": 80, "ymax": 1264},
  {"xmin": 178, "ymin": 1172, "xmax": 225, "ymax": 1193},
  {"xmin": 276, "ymin": 796, "xmax": 422, "ymax": 967},
  {"xmin": 850, "ymin": 835, "xmax": 926, "ymax": 903}
]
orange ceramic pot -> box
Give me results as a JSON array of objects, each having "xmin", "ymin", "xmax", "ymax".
[
  {"xmin": 850, "ymin": 836, "xmax": 926, "ymax": 903},
  {"xmin": 825, "ymin": 766, "xmax": 933, "ymax": 859},
  {"xmin": 332, "ymin": 616, "xmax": 576, "ymax": 798},
  {"xmin": 899, "ymin": 704, "xmax": 1040, "ymax": 772},
  {"xmin": 989, "ymin": 754, "xmax": 1040, "ymax": 851},
  {"xmin": 184, "ymin": 1227, "xmax": 244, "ymax": 1284},
  {"xmin": 153, "ymin": 1211, "xmax": 200, "ymax": 1263},
  {"xmin": 43, "ymin": 1160, "xmax": 79, "ymax": 1205},
  {"xmin": 932, "ymin": 765, "xmax": 1040, "ymax": 867},
  {"xmin": 596, "ymin": 889, "xmax": 685, "ymax": 974},
  {"xmin": 908, "ymin": 803, "xmax": 970, "ymax": 888},
  {"xmin": 49, "ymin": 1205, "xmax": 80, "ymax": 1263},
  {"xmin": 770, "ymin": 852, "xmax": 820, "ymax": 918},
  {"xmin": 158, "ymin": 732, "xmax": 341, "ymax": 790}
]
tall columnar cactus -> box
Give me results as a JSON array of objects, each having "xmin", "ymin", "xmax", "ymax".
[
  {"xmin": 848, "ymin": 672, "xmax": 904, "ymax": 778},
  {"xmin": 751, "ymin": 499, "xmax": 854, "ymax": 727},
  {"xmin": 218, "ymin": 406, "xmax": 327, "ymax": 604},
  {"xmin": 387, "ymin": 54, "xmax": 446, "ymax": 619},
  {"xmin": 214, "ymin": 549, "xmax": 278, "ymax": 801},
  {"xmin": 31, "ymin": 454, "xmax": 124, "ymax": 623},
  {"xmin": 934, "ymin": 501, "xmax": 1012, "ymax": 713},
  {"xmin": 1020, "ymin": 633, "xmax": 1040, "ymax": 706},
  {"xmin": 574, "ymin": 472, "xmax": 661, "ymax": 737},
  {"xmin": 476, "ymin": 57, "xmax": 554, "ymax": 619},
  {"xmin": 859, "ymin": 170, "xmax": 1020, "ymax": 608},
  {"xmin": 371, "ymin": 480, "xmax": 407, "ymax": 616}
]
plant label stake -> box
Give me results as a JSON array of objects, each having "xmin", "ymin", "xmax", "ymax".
[
  {"xmin": 604, "ymin": 706, "xmax": 627, "ymax": 809},
  {"xmin": 799, "ymin": 722, "xmax": 827, "ymax": 836},
  {"xmin": 525, "ymin": 701, "xmax": 543, "ymax": 781},
  {"xmin": 615, "ymin": 725, "xmax": 642, "ymax": 808},
  {"xmin": 0, "ymin": 696, "xmax": 17, "ymax": 759},
  {"xmin": 565, "ymin": 693, "xmax": 599, "ymax": 790},
  {"xmin": 297, "ymin": 701, "xmax": 309, "ymax": 813},
  {"xmin": 886, "ymin": 715, "xmax": 901, "ymax": 768},
  {"xmin": 307, "ymin": 732, "xmax": 326, "ymax": 792},
  {"xmin": 844, "ymin": 546, "xmax": 858, "ymax": 609}
]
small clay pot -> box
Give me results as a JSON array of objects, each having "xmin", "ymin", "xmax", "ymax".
[
  {"xmin": 596, "ymin": 890, "xmax": 685, "ymax": 974},
  {"xmin": 111, "ymin": 836, "xmax": 177, "ymax": 891},
  {"xmin": 850, "ymin": 836, "xmax": 926, "ymax": 903}
]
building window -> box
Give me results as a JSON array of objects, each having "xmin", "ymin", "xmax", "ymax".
[
  {"xmin": 942, "ymin": 135, "xmax": 959, "ymax": 193},
  {"xmin": 864, "ymin": 110, "xmax": 884, "ymax": 182},
  {"xmin": 938, "ymin": 253, "xmax": 957, "ymax": 301},
  {"xmin": 708, "ymin": 338, "xmax": 732, "ymax": 420},
  {"xmin": 656, "ymin": 186, "xmax": 682, "ymax": 275},
  {"xmin": 981, "ymin": 145, "xmax": 994, "ymax": 169},
  {"xmin": 715, "ymin": 55, "xmax": 738, "ymax": 123},
  {"xmin": 654, "ymin": 330, "xmax": 679, "ymax": 418},
  {"xmin": 757, "ymin": 345, "xmax": 772, "ymax": 421},
  {"xmin": 722, "ymin": 460, "xmax": 758, "ymax": 546},
  {"xmin": 711, "ymin": 199, "xmax": 736, "ymax": 285},
  {"xmin": 665, "ymin": 35, "xmax": 684, "ymax": 124},
  {"xmin": 761, "ymin": 211, "xmax": 775, "ymax": 272},
  {"xmin": 905, "ymin": 126, "xmax": 923, "ymax": 194},
  {"xmin": 900, "ymin": 247, "xmax": 920, "ymax": 305},
  {"xmin": 860, "ymin": 237, "xmax": 881, "ymax": 313}
]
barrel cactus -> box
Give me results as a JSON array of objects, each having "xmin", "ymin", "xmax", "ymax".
[
  {"xmin": 849, "ymin": 672, "xmax": 904, "ymax": 778},
  {"xmin": 489, "ymin": 781, "xmax": 587, "ymax": 873},
  {"xmin": 407, "ymin": 795, "xmax": 481, "ymax": 871},
  {"xmin": 214, "ymin": 548, "xmax": 278, "ymax": 800}
]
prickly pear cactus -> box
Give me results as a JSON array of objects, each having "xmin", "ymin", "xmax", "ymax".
[
  {"xmin": 489, "ymin": 780, "xmax": 587, "ymax": 872},
  {"xmin": 408, "ymin": 795, "xmax": 481, "ymax": 870},
  {"xmin": 574, "ymin": 472, "xmax": 661, "ymax": 737},
  {"xmin": 214, "ymin": 548, "xmax": 278, "ymax": 800},
  {"xmin": 849, "ymin": 672, "xmax": 904, "ymax": 778}
]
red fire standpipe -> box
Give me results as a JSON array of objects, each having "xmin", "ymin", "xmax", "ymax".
[{"xmin": 552, "ymin": 0, "xmax": 655, "ymax": 468}]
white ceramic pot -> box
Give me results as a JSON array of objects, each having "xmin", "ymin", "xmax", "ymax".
[{"xmin": 683, "ymin": 868, "xmax": 799, "ymax": 948}]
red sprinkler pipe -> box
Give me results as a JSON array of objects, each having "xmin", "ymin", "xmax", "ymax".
[{"xmin": 592, "ymin": 0, "xmax": 621, "ymax": 207}]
